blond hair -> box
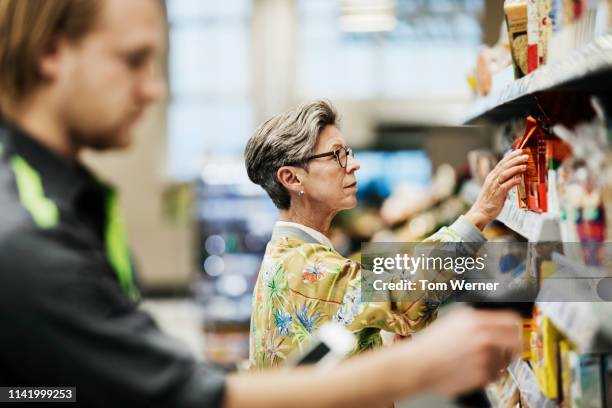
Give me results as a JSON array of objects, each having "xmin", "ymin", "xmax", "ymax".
[{"xmin": 0, "ymin": 0, "xmax": 101, "ymax": 116}]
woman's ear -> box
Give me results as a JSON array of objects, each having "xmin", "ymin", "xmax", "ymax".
[{"xmin": 277, "ymin": 166, "xmax": 303, "ymax": 194}]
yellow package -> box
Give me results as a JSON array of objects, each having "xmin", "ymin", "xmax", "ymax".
[
  {"xmin": 522, "ymin": 318, "xmax": 533, "ymax": 360},
  {"xmin": 530, "ymin": 310, "xmax": 562, "ymax": 399},
  {"xmin": 559, "ymin": 340, "xmax": 575, "ymax": 406}
]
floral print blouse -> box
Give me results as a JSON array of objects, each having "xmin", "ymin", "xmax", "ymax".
[{"xmin": 249, "ymin": 216, "xmax": 485, "ymax": 370}]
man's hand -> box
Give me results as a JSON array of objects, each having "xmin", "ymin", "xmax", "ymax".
[
  {"xmin": 407, "ymin": 308, "xmax": 522, "ymax": 397},
  {"xmin": 466, "ymin": 150, "xmax": 528, "ymax": 230}
]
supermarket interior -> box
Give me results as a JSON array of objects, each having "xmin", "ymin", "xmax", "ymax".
[{"xmin": 7, "ymin": 0, "xmax": 612, "ymax": 407}]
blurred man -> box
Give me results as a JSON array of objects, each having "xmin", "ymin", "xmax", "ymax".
[{"xmin": 0, "ymin": 1, "xmax": 521, "ymax": 407}]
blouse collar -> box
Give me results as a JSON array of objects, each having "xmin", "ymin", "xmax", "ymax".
[{"xmin": 274, "ymin": 221, "xmax": 334, "ymax": 249}]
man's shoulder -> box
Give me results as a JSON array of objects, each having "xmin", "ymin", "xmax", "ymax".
[{"xmin": 0, "ymin": 155, "xmax": 34, "ymax": 236}]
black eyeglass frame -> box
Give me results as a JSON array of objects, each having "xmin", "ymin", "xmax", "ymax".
[{"xmin": 304, "ymin": 146, "xmax": 354, "ymax": 169}]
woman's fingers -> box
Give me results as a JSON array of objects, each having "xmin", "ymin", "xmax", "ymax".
[
  {"xmin": 486, "ymin": 152, "xmax": 528, "ymax": 189},
  {"xmin": 499, "ymin": 175, "xmax": 522, "ymax": 193},
  {"xmin": 497, "ymin": 149, "xmax": 524, "ymax": 167},
  {"xmin": 498, "ymin": 164, "xmax": 526, "ymax": 184},
  {"xmin": 502, "ymin": 154, "xmax": 529, "ymax": 169}
]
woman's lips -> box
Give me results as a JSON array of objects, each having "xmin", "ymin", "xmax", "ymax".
[{"xmin": 344, "ymin": 181, "xmax": 357, "ymax": 189}]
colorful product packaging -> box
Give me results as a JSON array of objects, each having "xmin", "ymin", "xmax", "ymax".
[
  {"xmin": 522, "ymin": 318, "xmax": 534, "ymax": 360},
  {"xmin": 569, "ymin": 352, "xmax": 607, "ymax": 408},
  {"xmin": 538, "ymin": 0, "xmax": 553, "ymax": 66},
  {"xmin": 605, "ymin": 355, "xmax": 612, "ymax": 408},
  {"xmin": 552, "ymin": 0, "xmax": 565, "ymax": 31},
  {"xmin": 527, "ymin": 0, "xmax": 540, "ymax": 72},
  {"xmin": 513, "ymin": 116, "xmax": 572, "ymax": 213},
  {"xmin": 505, "ymin": 0, "xmax": 529, "ymax": 78},
  {"xmin": 578, "ymin": 354, "xmax": 605, "ymax": 408},
  {"xmin": 559, "ymin": 340, "xmax": 574, "ymax": 406},
  {"xmin": 530, "ymin": 308, "xmax": 562, "ymax": 400}
]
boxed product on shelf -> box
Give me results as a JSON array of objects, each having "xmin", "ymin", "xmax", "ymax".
[
  {"xmin": 570, "ymin": 353, "xmax": 606, "ymax": 408},
  {"xmin": 527, "ymin": 0, "xmax": 554, "ymax": 71},
  {"xmin": 487, "ymin": 371, "xmax": 520, "ymax": 407},
  {"xmin": 528, "ymin": 0, "xmax": 541, "ymax": 72},
  {"xmin": 563, "ymin": 0, "xmax": 585, "ymax": 25},
  {"xmin": 560, "ymin": 340, "xmax": 575, "ymax": 406},
  {"xmin": 552, "ymin": 0, "xmax": 565, "ymax": 31},
  {"xmin": 530, "ymin": 306, "xmax": 563, "ymax": 400},
  {"xmin": 554, "ymin": 105, "xmax": 609, "ymax": 266},
  {"xmin": 468, "ymin": 22, "xmax": 514, "ymax": 97},
  {"xmin": 505, "ymin": 0, "xmax": 530, "ymax": 78},
  {"xmin": 538, "ymin": 0, "xmax": 553, "ymax": 65},
  {"xmin": 605, "ymin": 355, "xmax": 612, "ymax": 407},
  {"xmin": 523, "ymin": 318, "xmax": 534, "ymax": 360}
]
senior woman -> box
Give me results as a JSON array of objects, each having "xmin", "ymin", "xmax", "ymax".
[{"xmin": 245, "ymin": 100, "xmax": 527, "ymax": 370}]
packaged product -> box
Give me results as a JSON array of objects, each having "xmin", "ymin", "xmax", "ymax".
[
  {"xmin": 559, "ymin": 340, "xmax": 574, "ymax": 406},
  {"xmin": 527, "ymin": 0, "xmax": 540, "ymax": 72},
  {"xmin": 563, "ymin": 0, "xmax": 585, "ymax": 24},
  {"xmin": 513, "ymin": 116, "xmax": 572, "ymax": 212},
  {"xmin": 570, "ymin": 353, "xmax": 607, "ymax": 407},
  {"xmin": 603, "ymin": 153, "xmax": 612, "ymax": 242},
  {"xmin": 605, "ymin": 355, "xmax": 612, "ymax": 408},
  {"xmin": 505, "ymin": 0, "xmax": 529, "ymax": 78},
  {"xmin": 522, "ymin": 318, "xmax": 534, "ymax": 360},
  {"xmin": 538, "ymin": 0, "xmax": 553, "ymax": 65},
  {"xmin": 577, "ymin": 354, "xmax": 605, "ymax": 407},
  {"xmin": 530, "ymin": 308, "xmax": 562, "ymax": 400},
  {"xmin": 552, "ymin": 0, "xmax": 565, "ymax": 31},
  {"xmin": 570, "ymin": 351, "xmax": 582, "ymax": 406},
  {"xmin": 486, "ymin": 371, "xmax": 519, "ymax": 408}
]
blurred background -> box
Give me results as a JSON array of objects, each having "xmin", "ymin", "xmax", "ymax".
[{"xmin": 79, "ymin": 1, "xmax": 612, "ymax": 406}]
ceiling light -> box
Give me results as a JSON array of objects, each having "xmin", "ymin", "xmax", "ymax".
[{"xmin": 340, "ymin": 0, "xmax": 397, "ymax": 32}]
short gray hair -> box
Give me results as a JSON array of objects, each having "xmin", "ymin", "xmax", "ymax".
[{"xmin": 245, "ymin": 100, "xmax": 339, "ymax": 209}]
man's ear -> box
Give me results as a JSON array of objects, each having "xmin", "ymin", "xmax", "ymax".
[
  {"xmin": 277, "ymin": 166, "xmax": 303, "ymax": 194},
  {"xmin": 39, "ymin": 37, "xmax": 68, "ymax": 82}
]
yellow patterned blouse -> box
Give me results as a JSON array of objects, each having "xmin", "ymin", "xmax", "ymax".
[{"xmin": 249, "ymin": 216, "xmax": 485, "ymax": 370}]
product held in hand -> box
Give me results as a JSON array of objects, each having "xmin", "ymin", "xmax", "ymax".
[{"xmin": 512, "ymin": 116, "xmax": 571, "ymax": 213}]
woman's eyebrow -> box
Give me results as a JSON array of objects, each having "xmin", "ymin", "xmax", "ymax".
[{"xmin": 328, "ymin": 143, "xmax": 344, "ymax": 150}]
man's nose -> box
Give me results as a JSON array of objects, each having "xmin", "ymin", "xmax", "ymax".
[{"xmin": 140, "ymin": 65, "xmax": 167, "ymax": 104}]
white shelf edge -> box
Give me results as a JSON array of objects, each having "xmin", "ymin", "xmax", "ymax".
[
  {"xmin": 496, "ymin": 197, "xmax": 561, "ymax": 242},
  {"xmin": 463, "ymin": 32, "xmax": 612, "ymax": 124}
]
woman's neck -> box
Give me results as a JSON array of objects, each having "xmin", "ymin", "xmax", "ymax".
[{"xmin": 279, "ymin": 207, "xmax": 335, "ymax": 236}]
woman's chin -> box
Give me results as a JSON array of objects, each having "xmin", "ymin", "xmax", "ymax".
[{"xmin": 343, "ymin": 195, "xmax": 358, "ymax": 209}]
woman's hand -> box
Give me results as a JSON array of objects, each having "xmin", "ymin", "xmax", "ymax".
[{"xmin": 465, "ymin": 150, "xmax": 529, "ymax": 230}]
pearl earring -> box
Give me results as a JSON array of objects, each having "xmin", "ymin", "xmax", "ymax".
[{"xmin": 299, "ymin": 190, "xmax": 304, "ymax": 196}]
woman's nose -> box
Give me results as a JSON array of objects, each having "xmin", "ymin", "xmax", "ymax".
[{"xmin": 346, "ymin": 155, "xmax": 360, "ymax": 173}]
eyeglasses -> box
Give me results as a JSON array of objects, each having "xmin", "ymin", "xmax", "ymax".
[{"xmin": 305, "ymin": 146, "xmax": 354, "ymax": 169}]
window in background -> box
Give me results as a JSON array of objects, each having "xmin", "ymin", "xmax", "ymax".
[
  {"xmin": 167, "ymin": 0, "xmax": 253, "ymax": 181},
  {"xmin": 297, "ymin": 0, "xmax": 484, "ymax": 99}
]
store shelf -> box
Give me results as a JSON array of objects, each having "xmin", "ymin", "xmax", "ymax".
[
  {"xmin": 507, "ymin": 360, "xmax": 555, "ymax": 408},
  {"xmin": 460, "ymin": 181, "xmax": 561, "ymax": 240},
  {"xmin": 464, "ymin": 33, "xmax": 612, "ymax": 124},
  {"xmin": 536, "ymin": 253, "xmax": 612, "ymax": 352},
  {"xmin": 496, "ymin": 196, "xmax": 561, "ymax": 242}
]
